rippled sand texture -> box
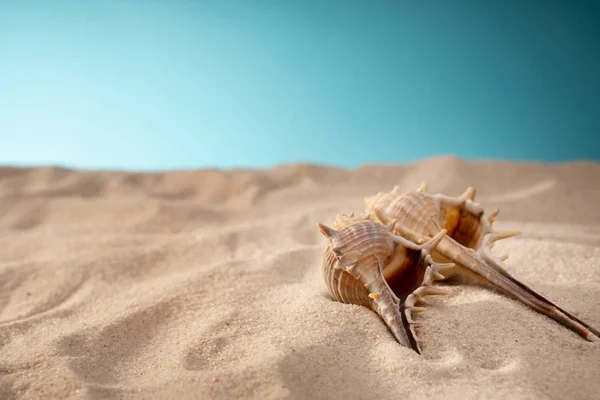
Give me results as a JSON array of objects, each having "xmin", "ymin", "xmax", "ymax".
[{"xmin": 1, "ymin": 157, "xmax": 599, "ymax": 400}]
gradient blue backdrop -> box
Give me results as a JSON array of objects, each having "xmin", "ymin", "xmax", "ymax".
[{"xmin": 1, "ymin": 0, "xmax": 599, "ymax": 171}]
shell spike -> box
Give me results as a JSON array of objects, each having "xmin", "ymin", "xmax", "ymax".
[
  {"xmin": 368, "ymin": 292, "xmax": 382, "ymax": 300},
  {"xmin": 415, "ymin": 285, "xmax": 451, "ymax": 297},
  {"xmin": 460, "ymin": 186, "xmax": 476, "ymax": 201},
  {"xmin": 417, "ymin": 182, "xmax": 428, "ymax": 193},
  {"xmin": 488, "ymin": 208, "xmax": 500, "ymax": 222},
  {"xmin": 490, "ymin": 230, "xmax": 520, "ymax": 242},
  {"xmin": 422, "ymin": 229, "xmax": 447, "ymax": 252},
  {"xmin": 317, "ymin": 223, "xmax": 338, "ymax": 238},
  {"xmin": 431, "ymin": 260, "xmax": 456, "ymax": 278},
  {"xmin": 388, "ymin": 230, "xmax": 428, "ymax": 251}
]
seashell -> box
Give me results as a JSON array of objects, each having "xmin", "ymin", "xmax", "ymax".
[
  {"xmin": 362, "ymin": 183, "xmax": 600, "ymax": 346},
  {"xmin": 317, "ymin": 216, "xmax": 452, "ymax": 354}
]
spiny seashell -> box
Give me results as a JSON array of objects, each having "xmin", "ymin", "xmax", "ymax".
[
  {"xmin": 364, "ymin": 183, "xmax": 600, "ymax": 345},
  {"xmin": 317, "ymin": 217, "xmax": 452, "ymax": 354}
]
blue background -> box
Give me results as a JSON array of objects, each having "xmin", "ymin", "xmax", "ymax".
[{"xmin": 1, "ymin": 0, "xmax": 598, "ymax": 171}]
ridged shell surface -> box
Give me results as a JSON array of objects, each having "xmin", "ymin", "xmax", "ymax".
[{"xmin": 321, "ymin": 218, "xmax": 395, "ymax": 307}]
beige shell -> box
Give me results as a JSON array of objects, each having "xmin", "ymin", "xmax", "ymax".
[
  {"xmin": 363, "ymin": 183, "xmax": 600, "ymax": 344},
  {"xmin": 318, "ymin": 214, "xmax": 451, "ymax": 354}
]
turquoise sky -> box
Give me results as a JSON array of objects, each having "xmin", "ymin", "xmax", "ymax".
[{"xmin": 1, "ymin": 1, "xmax": 599, "ymax": 171}]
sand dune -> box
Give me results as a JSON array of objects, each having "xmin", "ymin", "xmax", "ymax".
[{"xmin": 1, "ymin": 157, "xmax": 599, "ymax": 399}]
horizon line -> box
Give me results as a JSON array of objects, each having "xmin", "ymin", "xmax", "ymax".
[{"xmin": 1, "ymin": 154, "xmax": 598, "ymax": 174}]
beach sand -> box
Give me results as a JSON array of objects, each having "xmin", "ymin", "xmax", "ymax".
[{"xmin": 1, "ymin": 156, "xmax": 599, "ymax": 399}]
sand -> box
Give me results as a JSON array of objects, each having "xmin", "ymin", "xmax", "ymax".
[{"xmin": 1, "ymin": 156, "xmax": 599, "ymax": 400}]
